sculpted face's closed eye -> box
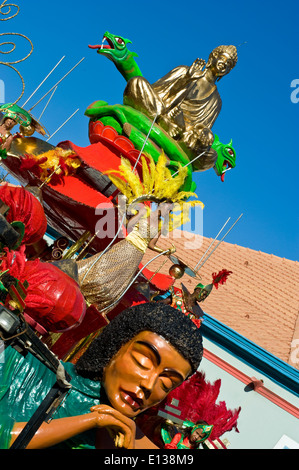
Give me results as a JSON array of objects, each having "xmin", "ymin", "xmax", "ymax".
[
  {"xmin": 131, "ymin": 343, "xmax": 157, "ymax": 370},
  {"xmin": 131, "ymin": 342, "xmax": 182, "ymax": 392}
]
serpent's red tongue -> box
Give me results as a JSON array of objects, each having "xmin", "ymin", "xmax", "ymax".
[
  {"xmin": 89, "ymin": 43, "xmax": 111, "ymax": 50},
  {"xmin": 221, "ymin": 173, "xmax": 225, "ymax": 182}
]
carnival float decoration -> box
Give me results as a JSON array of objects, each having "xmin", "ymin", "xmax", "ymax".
[
  {"xmin": 136, "ymin": 371, "xmax": 241, "ymax": 449},
  {"xmin": 0, "ymin": 2, "xmax": 241, "ymax": 449}
]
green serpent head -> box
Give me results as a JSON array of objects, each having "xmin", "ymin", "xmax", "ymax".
[
  {"xmin": 89, "ymin": 31, "xmax": 138, "ymax": 63},
  {"xmin": 212, "ymin": 134, "xmax": 236, "ymax": 182}
]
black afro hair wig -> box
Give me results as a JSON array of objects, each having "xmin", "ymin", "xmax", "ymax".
[{"xmin": 75, "ymin": 302, "xmax": 203, "ymax": 381}]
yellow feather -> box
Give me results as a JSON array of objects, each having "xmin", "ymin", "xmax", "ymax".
[
  {"xmin": 147, "ymin": 154, "xmax": 156, "ymax": 192},
  {"xmin": 105, "ymin": 152, "xmax": 204, "ymax": 224},
  {"xmin": 105, "ymin": 173, "xmax": 133, "ymax": 200},
  {"xmin": 153, "ymin": 151, "xmax": 168, "ymax": 198},
  {"xmin": 141, "ymin": 156, "xmax": 151, "ymax": 193},
  {"xmin": 118, "ymin": 158, "xmax": 144, "ymax": 199}
]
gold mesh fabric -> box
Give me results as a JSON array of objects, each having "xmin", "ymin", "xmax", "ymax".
[{"xmin": 77, "ymin": 222, "xmax": 157, "ymax": 312}]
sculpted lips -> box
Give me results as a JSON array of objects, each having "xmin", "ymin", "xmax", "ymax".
[{"xmin": 120, "ymin": 390, "xmax": 143, "ymax": 411}]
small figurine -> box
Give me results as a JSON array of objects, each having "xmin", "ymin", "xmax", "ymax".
[
  {"xmin": 0, "ymin": 103, "xmax": 46, "ymax": 152},
  {"xmin": 155, "ymin": 269, "xmax": 232, "ymax": 324},
  {"xmin": 162, "ymin": 371, "xmax": 241, "ymax": 447},
  {"xmin": 162, "ymin": 420, "xmax": 213, "ymax": 449},
  {"xmin": 0, "ymin": 116, "xmax": 18, "ymax": 151},
  {"xmin": 0, "ymin": 245, "xmax": 86, "ymax": 334}
]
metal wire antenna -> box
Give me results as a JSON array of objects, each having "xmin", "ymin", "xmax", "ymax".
[
  {"xmin": 193, "ymin": 217, "xmax": 231, "ymax": 271},
  {"xmin": 28, "ymin": 58, "xmax": 85, "ymax": 112},
  {"xmin": 194, "ymin": 214, "xmax": 243, "ymax": 272},
  {"xmin": 22, "ymin": 56, "xmax": 65, "ymax": 108}
]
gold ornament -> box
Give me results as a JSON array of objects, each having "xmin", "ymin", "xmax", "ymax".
[{"xmin": 169, "ymin": 264, "xmax": 185, "ymax": 279}]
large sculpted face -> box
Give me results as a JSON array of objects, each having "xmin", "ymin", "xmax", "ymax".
[{"xmin": 102, "ymin": 330, "xmax": 192, "ymax": 418}]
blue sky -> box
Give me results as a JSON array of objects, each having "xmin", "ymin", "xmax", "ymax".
[{"xmin": 1, "ymin": 0, "xmax": 298, "ymax": 261}]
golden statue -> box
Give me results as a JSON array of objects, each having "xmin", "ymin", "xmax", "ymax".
[{"xmin": 123, "ymin": 45, "xmax": 237, "ymax": 167}]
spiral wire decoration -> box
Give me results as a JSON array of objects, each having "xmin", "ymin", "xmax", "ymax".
[
  {"xmin": 0, "ymin": 1, "xmax": 34, "ymax": 105},
  {"xmin": 0, "ymin": 0, "xmax": 19, "ymax": 21}
]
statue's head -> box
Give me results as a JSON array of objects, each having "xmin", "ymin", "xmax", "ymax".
[
  {"xmin": 0, "ymin": 103, "xmax": 31, "ymax": 128},
  {"xmin": 193, "ymin": 283, "xmax": 213, "ymax": 302},
  {"xmin": 207, "ymin": 45, "xmax": 238, "ymax": 79},
  {"xmin": 1, "ymin": 116, "xmax": 17, "ymax": 131},
  {"xmin": 75, "ymin": 302, "xmax": 203, "ymax": 418}
]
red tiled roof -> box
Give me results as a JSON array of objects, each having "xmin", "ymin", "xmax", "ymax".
[{"xmin": 142, "ymin": 229, "xmax": 299, "ymax": 369}]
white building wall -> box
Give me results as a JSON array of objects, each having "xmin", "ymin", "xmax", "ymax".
[{"xmin": 200, "ymin": 338, "xmax": 299, "ymax": 449}]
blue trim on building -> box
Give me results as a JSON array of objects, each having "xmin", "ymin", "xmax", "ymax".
[{"xmin": 201, "ymin": 312, "xmax": 299, "ymax": 397}]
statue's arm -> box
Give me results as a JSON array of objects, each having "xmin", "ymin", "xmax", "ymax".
[
  {"xmin": 10, "ymin": 413, "xmax": 97, "ymax": 449},
  {"xmin": 148, "ymin": 232, "xmax": 176, "ymax": 255},
  {"xmin": 10, "ymin": 405, "xmax": 136, "ymax": 449}
]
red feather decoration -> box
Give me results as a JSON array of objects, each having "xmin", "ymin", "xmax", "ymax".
[
  {"xmin": 164, "ymin": 371, "xmax": 241, "ymax": 440},
  {"xmin": 0, "ymin": 247, "xmax": 86, "ymax": 333},
  {"xmin": 0, "ymin": 184, "xmax": 47, "ymax": 245},
  {"xmin": 212, "ymin": 269, "xmax": 233, "ymax": 289}
]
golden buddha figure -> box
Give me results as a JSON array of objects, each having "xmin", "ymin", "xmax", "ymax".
[{"xmin": 123, "ymin": 45, "xmax": 238, "ymax": 168}]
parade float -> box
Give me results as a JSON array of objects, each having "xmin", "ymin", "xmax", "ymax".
[{"xmin": 0, "ymin": 2, "xmax": 241, "ymax": 449}]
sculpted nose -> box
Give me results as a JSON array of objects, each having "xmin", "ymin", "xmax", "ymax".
[{"xmin": 140, "ymin": 373, "xmax": 158, "ymax": 398}]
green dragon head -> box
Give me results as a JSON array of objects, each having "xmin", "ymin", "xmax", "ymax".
[
  {"xmin": 89, "ymin": 31, "xmax": 142, "ymax": 81},
  {"xmin": 212, "ymin": 134, "xmax": 236, "ymax": 182},
  {"xmin": 89, "ymin": 31, "xmax": 138, "ymax": 63}
]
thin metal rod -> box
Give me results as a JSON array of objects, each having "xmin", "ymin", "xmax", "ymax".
[
  {"xmin": 21, "ymin": 56, "xmax": 65, "ymax": 107},
  {"xmin": 0, "ymin": 171, "xmax": 9, "ymax": 183},
  {"xmin": 194, "ymin": 217, "xmax": 231, "ymax": 271},
  {"xmin": 75, "ymin": 230, "xmax": 100, "ymax": 260},
  {"xmin": 38, "ymin": 86, "xmax": 57, "ymax": 122},
  {"xmin": 38, "ymin": 165, "xmax": 61, "ymax": 189},
  {"xmin": 132, "ymin": 111, "xmax": 159, "ymax": 172},
  {"xmin": 195, "ymin": 214, "xmax": 243, "ymax": 272},
  {"xmin": 46, "ymin": 109, "xmax": 79, "ymax": 142},
  {"xmin": 29, "ymin": 58, "xmax": 85, "ymax": 111},
  {"xmin": 170, "ymin": 150, "xmax": 206, "ymax": 178}
]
